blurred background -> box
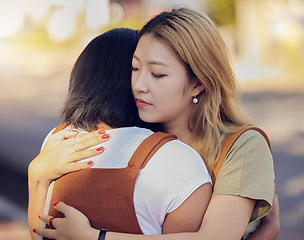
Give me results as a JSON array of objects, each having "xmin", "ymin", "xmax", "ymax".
[{"xmin": 0, "ymin": 0, "xmax": 303, "ymax": 239}]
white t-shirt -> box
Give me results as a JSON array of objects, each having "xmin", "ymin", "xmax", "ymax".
[{"xmin": 40, "ymin": 126, "xmax": 211, "ymax": 235}]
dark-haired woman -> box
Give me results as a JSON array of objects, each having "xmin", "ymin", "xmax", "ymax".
[{"xmin": 28, "ymin": 28, "xmax": 212, "ymax": 240}]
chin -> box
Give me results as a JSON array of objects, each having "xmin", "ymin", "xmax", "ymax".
[{"xmin": 138, "ymin": 113, "xmax": 159, "ymax": 124}]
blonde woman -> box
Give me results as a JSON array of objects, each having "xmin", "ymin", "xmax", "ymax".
[
  {"xmin": 34, "ymin": 8, "xmax": 279, "ymax": 240},
  {"xmin": 28, "ymin": 28, "xmax": 212, "ymax": 240}
]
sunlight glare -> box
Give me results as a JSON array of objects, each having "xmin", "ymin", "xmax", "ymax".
[
  {"xmin": 86, "ymin": 0, "xmax": 109, "ymax": 31},
  {"xmin": 47, "ymin": 6, "xmax": 77, "ymax": 41},
  {"xmin": 0, "ymin": 0, "xmax": 25, "ymax": 38}
]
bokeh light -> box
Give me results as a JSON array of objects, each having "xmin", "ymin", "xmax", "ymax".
[
  {"xmin": 0, "ymin": 0, "xmax": 26, "ymax": 38},
  {"xmin": 47, "ymin": 5, "xmax": 77, "ymax": 41},
  {"xmin": 86, "ymin": 0, "xmax": 109, "ymax": 31}
]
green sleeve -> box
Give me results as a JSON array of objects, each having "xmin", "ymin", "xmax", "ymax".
[{"xmin": 212, "ymin": 130, "xmax": 274, "ymax": 221}]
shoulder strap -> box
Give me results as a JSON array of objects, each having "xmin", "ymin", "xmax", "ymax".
[
  {"xmin": 52, "ymin": 122, "xmax": 69, "ymax": 135},
  {"xmin": 211, "ymin": 126, "xmax": 272, "ymax": 185},
  {"xmin": 128, "ymin": 132, "xmax": 177, "ymax": 170}
]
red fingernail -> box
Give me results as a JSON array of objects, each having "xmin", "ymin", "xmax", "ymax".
[
  {"xmin": 87, "ymin": 160, "xmax": 93, "ymax": 165},
  {"xmin": 53, "ymin": 202, "xmax": 59, "ymax": 207},
  {"xmin": 96, "ymin": 147, "xmax": 104, "ymax": 152},
  {"xmin": 33, "ymin": 228, "xmax": 37, "ymax": 233},
  {"xmin": 38, "ymin": 215, "xmax": 41, "ymax": 219},
  {"xmin": 101, "ymin": 134, "xmax": 109, "ymax": 139},
  {"xmin": 72, "ymin": 130, "xmax": 79, "ymax": 133},
  {"xmin": 98, "ymin": 130, "xmax": 105, "ymax": 134}
]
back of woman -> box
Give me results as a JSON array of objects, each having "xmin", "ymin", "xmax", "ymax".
[{"xmin": 30, "ymin": 28, "xmax": 212, "ymax": 239}]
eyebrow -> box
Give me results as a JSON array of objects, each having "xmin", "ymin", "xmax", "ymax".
[{"xmin": 133, "ymin": 55, "xmax": 169, "ymax": 67}]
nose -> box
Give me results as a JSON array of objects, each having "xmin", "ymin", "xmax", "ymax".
[{"xmin": 132, "ymin": 70, "xmax": 149, "ymax": 94}]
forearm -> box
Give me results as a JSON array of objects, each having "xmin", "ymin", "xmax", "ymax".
[
  {"xmin": 106, "ymin": 231, "xmax": 199, "ymax": 240},
  {"xmin": 28, "ymin": 173, "xmax": 50, "ymax": 240}
]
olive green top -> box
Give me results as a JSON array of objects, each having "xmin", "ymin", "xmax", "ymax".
[{"xmin": 213, "ymin": 130, "xmax": 274, "ymax": 238}]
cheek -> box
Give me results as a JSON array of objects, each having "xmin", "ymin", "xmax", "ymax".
[
  {"xmin": 159, "ymin": 81, "xmax": 188, "ymax": 102},
  {"xmin": 130, "ymin": 77, "xmax": 136, "ymax": 94}
]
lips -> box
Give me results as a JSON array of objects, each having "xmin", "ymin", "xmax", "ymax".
[{"xmin": 135, "ymin": 98, "xmax": 152, "ymax": 108}]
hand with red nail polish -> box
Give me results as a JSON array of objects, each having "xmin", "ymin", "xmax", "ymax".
[
  {"xmin": 28, "ymin": 127, "xmax": 111, "ymax": 240},
  {"xmin": 28, "ymin": 128, "xmax": 110, "ymax": 185},
  {"xmin": 34, "ymin": 202, "xmax": 98, "ymax": 240}
]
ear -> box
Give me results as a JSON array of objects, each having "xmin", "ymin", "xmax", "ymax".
[{"xmin": 191, "ymin": 80, "xmax": 205, "ymax": 97}]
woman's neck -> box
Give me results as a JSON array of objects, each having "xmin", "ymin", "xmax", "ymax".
[
  {"xmin": 97, "ymin": 122, "xmax": 113, "ymax": 131},
  {"xmin": 163, "ymin": 123, "xmax": 193, "ymax": 147}
]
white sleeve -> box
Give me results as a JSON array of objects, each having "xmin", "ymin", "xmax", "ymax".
[
  {"xmin": 136, "ymin": 140, "xmax": 211, "ymax": 216},
  {"xmin": 40, "ymin": 127, "xmax": 56, "ymax": 151},
  {"xmin": 155, "ymin": 140, "xmax": 211, "ymax": 213}
]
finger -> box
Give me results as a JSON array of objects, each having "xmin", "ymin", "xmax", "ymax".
[
  {"xmin": 72, "ymin": 131, "xmax": 110, "ymax": 151},
  {"xmin": 68, "ymin": 147, "xmax": 104, "ymax": 163},
  {"xmin": 35, "ymin": 227, "xmax": 57, "ymax": 239},
  {"xmin": 273, "ymin": 194, "xmax": 279, "ymax": 209},
  {"xmin": 274, "ymin": 193, "xmax": 279, "ymax": 201},
  {"xmin": 52, "ymin": 129, "xmax": 79, "ymax": 140},
  {"xmin": 53, "ymin": 202, "xmax": 74, "ymax": 217},
  {"xmin": 62, "ymin": 160, "xmax": 95, "ymax": 174},
  {"xmin": 59, "ymin": 148, "xmax": 106, "ymax": 174},
  {"xmin": 39, "ymin": 214, "xmax": 57, "ymax": 227}
]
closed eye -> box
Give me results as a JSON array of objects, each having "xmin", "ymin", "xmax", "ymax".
[
  {"xmin": 152, "ymin": 73, "xmax": 166, "ymax": 79},
  {"xmin": 131, "ymin": 66, "xmax": 138, "ymax": 71}
]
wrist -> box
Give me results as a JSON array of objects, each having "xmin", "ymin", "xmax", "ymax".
[
  {"xmin": 28, "ymin": 161, "xmax": 51, "ymax": 186},
  {"xmin": 85, "ymin": 227, "xmax": 100, "ymax": 240}
]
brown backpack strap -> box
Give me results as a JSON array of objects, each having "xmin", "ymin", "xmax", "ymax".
[
  {"xmin": 52, "ymin": 122, "xmax": 69, "ymax": 135},
  {"xmin": 128, "ymin": 132, "xmax": 177, "ymax": 170},
  {"xmin": 211, "ymin": 126, "xmax": 272, "ymax": 185}
]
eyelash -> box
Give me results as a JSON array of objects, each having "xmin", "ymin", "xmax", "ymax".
[
  {"xmin": 131, "ymin": 66, "xmax": 166, "ymax": 79},
  {"xmin": 152, "ymin": 73, "xmax": 166, "ymax": 79}
]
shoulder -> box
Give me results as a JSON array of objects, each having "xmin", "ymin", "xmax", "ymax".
[
  {"xmin": 157, "ymin": 139, "xmax": 205, "ymax": 165},
  {"xmin": 150, "ymin": 139, "xmax": 210, "ymax": 180},
  {"xmin": 222, "ymin": 129, "xmax": 272, "ymax": 167},
  {"xmin": 214, "ymin": 128, "xmax": 274, "ymax": 220},
  {"xmin": 219, "ymin": 128, "xmax": 273, "ymax": 180},
  {"xmin": 234, "ymin": 129, "xmax": 271, "ymax": 151}
]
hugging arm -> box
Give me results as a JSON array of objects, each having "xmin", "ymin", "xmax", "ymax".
[
  {"xmin": 35, "ymin": 172, "xmax": 278, "ymax": 240},
  {"xmin": 36, "ymin": 193, "xmax": 254, "ymax": 240},
  {"xmin": 107, "ymin": 195, "xmax": 278, "ymax": 240},
  {"xmin": 28, "ymin": 129, "xmax": 108, "ymax": 239},
  {"xmin": 36, "ymin": 182, "xmax": 212, "ymax": 240}
]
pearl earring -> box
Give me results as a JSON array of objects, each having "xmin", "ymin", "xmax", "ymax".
[{"xmin": 193, "ymin": 96, "xmax": 198, "ymax": 104}]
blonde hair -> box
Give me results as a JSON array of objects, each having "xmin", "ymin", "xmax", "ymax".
[{"xmin": 139, "ymin": 7, "xmax": 252, "ymax": 171}]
